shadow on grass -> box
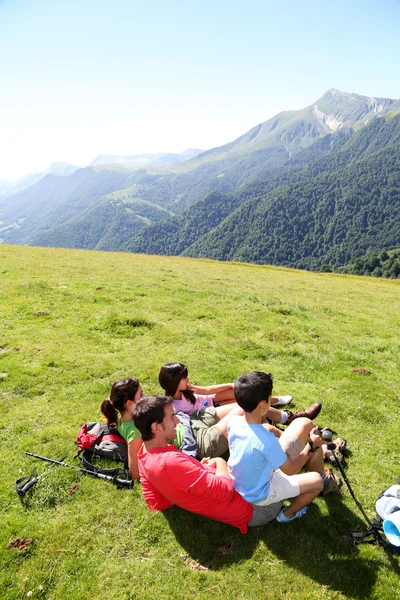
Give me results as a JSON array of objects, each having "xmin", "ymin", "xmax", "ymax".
[{"xmin": 165, "ymin": 496, "xmax": 399, "ymax": 598}]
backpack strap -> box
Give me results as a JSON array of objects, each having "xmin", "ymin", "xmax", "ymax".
[
  {"xmin": 352, "ymin": 524, "xmax": 400, "ymax": 555},
  {"xmin": 80, "ymin": 448, "xmax": 130, "ymax": 478}
]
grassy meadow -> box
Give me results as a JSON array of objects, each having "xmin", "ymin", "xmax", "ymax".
[{"xmin": 0, "ymin": 243, "xmax": 399, "ymax": 600}]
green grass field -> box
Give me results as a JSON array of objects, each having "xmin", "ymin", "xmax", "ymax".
[{"xmin": 0, "ymin": 244, "xmax": 399, "ymax": 600}]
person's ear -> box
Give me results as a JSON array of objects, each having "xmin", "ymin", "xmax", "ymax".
[{"xmin": 150, "ymin": 421, "xmax": 159, "ymax": 436}]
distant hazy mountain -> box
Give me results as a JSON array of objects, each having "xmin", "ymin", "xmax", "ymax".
[
  {"xmin": 0, "ymin": 161, "xmax": 80, "ymax": 201},
  {"xmin": 89, "ymin": 148, "xmax": 203, "ymax": 167}
]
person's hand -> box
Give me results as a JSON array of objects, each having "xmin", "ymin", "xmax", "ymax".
[
  {"xmin": 201, "ymin": 457, "xmax": 221, "ymax": 469},
  {"xmin": 309, "ymin": 426, "xmax": 327, "ymax": 448},
  {"xmin": 188, "ymin": 383, "xmax": 203, "ymax": 393},
  {"xmin": 200, "ymin": 457, "xmax": 211, "ymax": 465}
]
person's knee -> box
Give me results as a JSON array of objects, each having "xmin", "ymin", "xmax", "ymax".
[
  {"xmin": 287, "ymin": 417, "xmax": 314, "ymax": 438},
  {"xmin": 311, "ymin": 472, "xmax": 323, "ymax": 493},
  {"xmin": 298, "ymin": 471, "xmax": 323, "ymax": 494}
]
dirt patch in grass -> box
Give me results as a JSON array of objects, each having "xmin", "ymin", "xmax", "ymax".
[{"xmin": 6, "ymin": 537, "xmax": 35, "ymax": 551}]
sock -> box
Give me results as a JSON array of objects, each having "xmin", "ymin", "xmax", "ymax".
[
  {"xmin": 280, "ymin": 411, "xmax": 289, "ymax": 424},
  {"xmin": 321, "ymin": 470, "xmax": 328, "ymax": 483}
]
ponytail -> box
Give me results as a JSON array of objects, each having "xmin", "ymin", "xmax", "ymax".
[
  {"xmin": 101, "ymin": 398, "xmax": 119, "ymax": 425},
  {"xmin": 100, "ymin": 377, "xmax": 141, "ymax": 424}
]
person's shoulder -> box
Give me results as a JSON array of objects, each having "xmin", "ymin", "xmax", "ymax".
[
  {"xmin": 118, "ymin": 419, "xmax": 140, "ymax": 442},
  {"xmin": 228, "ymin": 415, "xmax": 246, "ymax": 431}
]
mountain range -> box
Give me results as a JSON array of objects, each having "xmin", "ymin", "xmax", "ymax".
[{"xmin": 1, "ymin": 89, "xmax": 399, "ymax": 272}]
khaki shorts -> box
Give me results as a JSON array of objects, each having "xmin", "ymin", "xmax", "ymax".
[
  {"xmin": 248, "ymin": 428, "xmax": 305, "ymax": 527},
  {"xmin": 189, "ymin": 407, "xmax": 228, "ymax": 459},
  {"xmin": 255, "ymin": 469, "xmax": 300, "ymax": 506}
]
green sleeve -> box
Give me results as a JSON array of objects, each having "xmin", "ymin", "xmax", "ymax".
[
  {"xmin": 171, "ymin": 422, "xmax": 184, "ymax": 449},
  {"xmin": 118, "ymin": 420, "xmax": 140, "ymax": 444}
]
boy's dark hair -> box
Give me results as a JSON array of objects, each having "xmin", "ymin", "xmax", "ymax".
[
  {"xmin": 132, "ymin": 395, "xmax": 173, "ymax": 441},
  {"xmin": 234, "ymin": 371, "xmax": 273, "ymax": 413},
  {"xmin": 158, "ymin": 362, "xmax": 196, "ymax": 405}
]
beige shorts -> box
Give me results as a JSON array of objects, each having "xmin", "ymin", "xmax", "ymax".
[{"xmin": 255, "ymin": 469, "xmax": 300, "ymax": 506}]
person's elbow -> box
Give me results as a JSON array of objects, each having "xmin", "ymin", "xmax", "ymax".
[
  {"xmin": 279, "ymin": 458, "xmax": 296, "ymax": 476},
  {"xmin": 130, "ymin": 465, "xmax": 140, "ymax": 480}
]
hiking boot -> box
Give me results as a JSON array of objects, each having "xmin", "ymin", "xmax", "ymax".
[
  {"xmin": 324, "ymin": 437, "xmax": 347, "ymax": 466},
  {"xmin": 285, "ymin": 402, "xmax": 322, "ymax": 425},
  {"xmin": 321, "ymin": 468, "xmax": 342, "ymax": 496}
]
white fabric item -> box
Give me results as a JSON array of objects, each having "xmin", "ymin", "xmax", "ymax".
[{"xmin": 274, "ymin": 395, "xmax": 292, "ymax": 406}]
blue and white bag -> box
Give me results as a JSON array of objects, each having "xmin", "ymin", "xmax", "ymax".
[{"xmin": 376, "ymin": 481, "xmax": 400, "ymax": 547}]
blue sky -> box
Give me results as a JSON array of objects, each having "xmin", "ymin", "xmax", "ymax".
[{"xmin": 1, "ymin": 0, "xmax": 400, "ymax": 179}]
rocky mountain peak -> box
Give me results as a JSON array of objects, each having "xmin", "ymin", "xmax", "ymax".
[{"xmin": 313, "ymin": 89, "xmax": 397, "ymax": 132}]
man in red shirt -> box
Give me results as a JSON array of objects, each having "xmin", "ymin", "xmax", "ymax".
[{"xmin": 133, "ymin": 395, "xmax": 281, "ymax": 533}]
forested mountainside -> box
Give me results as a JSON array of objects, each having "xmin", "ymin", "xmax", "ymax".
[
  {"xmin": 128, "ymin": 114, "xmax": 400, "ymax": 272},
  {"xmin": 0, "ymin": 168, "xmax": 133, "ymax": 245}
]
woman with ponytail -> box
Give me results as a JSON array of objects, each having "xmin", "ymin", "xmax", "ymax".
[{"xmin": 101, "ymin": 378, "xmax": 143, "ymax": 480}]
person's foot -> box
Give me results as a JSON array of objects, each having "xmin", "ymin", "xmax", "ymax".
[
  {"xmin": 324, "ymin": 437, "xmax": 347, "ymax": 466},
  {"xmin": 272, "ymin": 395, "xmax": 292, "ymax": 407},
  {"xmin": 321, "ymin": 468, "xmax": 342, "ymax": 495},
  {"xmin": 285, "ymin": 402, "xmax": 322, "ymax": 425},
  {"xmin": 276, "ymin": 506, "xmax": 308, "ymax": 523}
]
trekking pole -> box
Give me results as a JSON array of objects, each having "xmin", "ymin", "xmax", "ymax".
[
  {"xmin": 315, "ymin": 428, "xmax": 372, "ymax": 526},
  {"xmin": 15, "ymin": 450, "xmax": 73, "ymax": 496},
  {"xmin": 316, "ymin": 429, "xmax": 399, "ymax": 553},
  {"xmin": 24, "ymin": 452, "xmax": 134, "ymax": 489}
]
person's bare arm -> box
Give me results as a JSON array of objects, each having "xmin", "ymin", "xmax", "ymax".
[
  {"xmin": 128, "ymin": 437, "xmax": 143, "ymax": 480},
  {"xmin": 188, "ymin": 382, "xmax": 234, "ymax": 395},
  {"xmin": 279, "ymin": 428, "xmax": 324, "ymax": 475}
]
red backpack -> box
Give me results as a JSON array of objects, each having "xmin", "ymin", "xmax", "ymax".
[{"xmin": 76, "ymin": 422, "xmax": 128, "ymax": 475}]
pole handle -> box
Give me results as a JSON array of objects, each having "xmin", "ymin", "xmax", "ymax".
[
  {"xmin": 16, "ymin": 477, "xmax": 39, "ymax": 496},
  {"xmin": 15, "ymin": 468, "xmax": 38, "ymax": 496},
  {"xmin": 114, "ymin": 477, "xmax": 134, "ymax": 489}
]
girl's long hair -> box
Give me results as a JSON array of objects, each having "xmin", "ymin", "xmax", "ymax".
[
  {"xmin": 100, "ymin": 377, "xmax": 140, "ymax": 425},
  {"xmin": 158, "ymin": 362, "xmax": 196, "ymax": 405}
]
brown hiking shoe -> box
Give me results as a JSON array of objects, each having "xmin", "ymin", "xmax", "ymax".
[
  {"xmin": 321, "ymin": 468, "xmax": 342, "ymax": 496},
  {"xmin": 324, "ymin": 437, "xmax": 347, "ymax": 466},
  {"xmin": 285, "ymin": 402, "xmax": 322, "ymax": 425}
]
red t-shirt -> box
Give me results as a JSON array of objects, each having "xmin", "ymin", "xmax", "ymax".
[{"xmin": 138, "ymin": 445, "xmax": 253, "ymax": 533}]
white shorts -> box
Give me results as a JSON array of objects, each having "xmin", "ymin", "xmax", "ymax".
[{"xmin": 255, "ymin": 469, "xmax": 300, "ymax": 506}]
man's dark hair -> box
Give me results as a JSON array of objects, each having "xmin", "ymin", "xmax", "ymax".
[
  {"xmin": 234, "ymin": 371, "xmax": 273, "ymax": 413},
  {"xmin": 132, "ymin": 395, "xmax": 173, "ymax": 441}
]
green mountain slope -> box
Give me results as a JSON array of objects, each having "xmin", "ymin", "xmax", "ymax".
[
  {"xmin": 34, "ymin": 196, "xmax": 172, "ymax": 251},
  {"xmin": 0, "ymin": 168, "xmax": 132, "ymax": 244},
  {"xmin": 125, "ymin": 132, "xmax": 351, "ymax": 257},
  {"xmin": 182, "ymin": 114, "xmax": 400, "ymax": 270}
]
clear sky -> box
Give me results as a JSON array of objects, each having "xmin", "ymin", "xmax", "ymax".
[{"xmin": 1, "ymin": 0, "xmax": 400, "ymax": 180}]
